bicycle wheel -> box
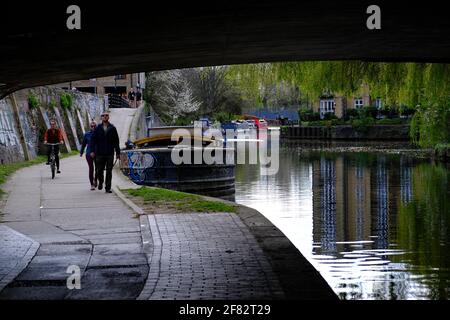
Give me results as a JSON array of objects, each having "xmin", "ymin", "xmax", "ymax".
[{"xmin": 51, "ymin": 162, "xmax": 55, "ymax": 179}]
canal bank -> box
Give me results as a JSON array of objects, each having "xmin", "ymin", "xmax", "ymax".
[
  {"xmin": 116, "ymin": 108, "xmax": 337, "ymax": 299},
  {"xmin": 116, "ymin": 185, "xmax": 337, "ymax": 300},
  {"xmin": 282, "ymin": 124, "xmax": 411, "ymax": 140},
  {"xmin": 280, "ymin": 139, "xmax": 434, "ymax": 159},
  {"xmin": 0, "ymin": 108, "xmax": 338, "ymax": 300},
  {"xmin": 281, "ymin": 123, "xmax": 450, "ymax": 162},
  {"xmin": 0, "ymin": 150, "xmax": 338, "ymax": 300}
]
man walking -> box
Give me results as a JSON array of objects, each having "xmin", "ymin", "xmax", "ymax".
[
  {"xmin": 90, "ymin": 112, "xmax": 120, "ymax": 193},
  {"xmin": 135, "ymin": 89, "xmax": 142, "ymax": 108},
  {"xmin": 128, "ymin": 88, "xmax": 135, "ymax": 108}
]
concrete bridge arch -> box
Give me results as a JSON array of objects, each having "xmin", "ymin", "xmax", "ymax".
[{"xmin": 1, "ymin": 0, "xmax": 450, "ymax": 97}]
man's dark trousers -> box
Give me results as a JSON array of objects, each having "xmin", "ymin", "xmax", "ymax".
[
  {"xmin": 96, "ymin": 155, "xmax": 114, "ymax": 191},
  {"xmin": 47, "ymin": 145, "xmax": 60, "ymax": 169}
]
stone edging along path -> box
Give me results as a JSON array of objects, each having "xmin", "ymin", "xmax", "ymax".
[
  {"xmin": 112, "ymin": 185, "xmax": 338, "ymax": 300},
  {"xmin": 0, "ymin": 225, "xmax": 40, "ymax": 293}
]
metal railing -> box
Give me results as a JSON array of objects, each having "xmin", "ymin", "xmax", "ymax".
[{"xmin": 108, "ymin": 94, "xmax": 130, "ymax": 108}]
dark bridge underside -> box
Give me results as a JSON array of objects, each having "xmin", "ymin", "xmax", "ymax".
[{"xmin": 1, "ymin": 0, "xmax": 450, "ymax": 98}]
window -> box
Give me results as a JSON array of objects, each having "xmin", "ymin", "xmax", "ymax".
[
  {"xmin": 375, "ymin": 98, "xmax": 383, "ymax": 109},
  {"xmin": 114, "ymin": 75, "xmax": 126, "ymax": 80},
  {"xmin": 354, "ymin": 98, "xmax": 363, "ymax": 109},
  {"xmin": 319, "ymin": 99, "xmax": 335, "ymax": 119}
]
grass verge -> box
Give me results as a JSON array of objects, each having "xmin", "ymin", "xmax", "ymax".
[
  {"xmin": 0, "ymin": 151, "xmax": 78, "ymax": 195},
  {"xmin": 124, "ymin": 186, "xmax": 236, "ymax": 213}
]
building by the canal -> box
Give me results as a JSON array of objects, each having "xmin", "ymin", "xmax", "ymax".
[
  {"xmin": 312, "ymin": 84, "xmax": 384, "ymax": 119},
  {"xmin": 54, "ymin": 73, "xmax": 146, "ymax": 96}
]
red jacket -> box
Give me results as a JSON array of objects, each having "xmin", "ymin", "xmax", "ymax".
[{"xmin": 44, "ymin": 128, "xmax": 63, "ymax": 143}]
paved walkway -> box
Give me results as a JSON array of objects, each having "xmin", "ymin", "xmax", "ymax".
[
  {"xmin": 139, "ymin": 213, "xmax": 284, "ymax": 300},
  {"xmin": 0, "ymin": 225, "xmax": 39, "ymax": 292},
  {"xmin": 0, "ymin": 154, "xmax": 148, "ymax": 299},
  {"xmin": 0, "ymin": 109, "xmax": 148, "ymax": 299}
]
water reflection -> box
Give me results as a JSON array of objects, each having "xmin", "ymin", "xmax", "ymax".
[{"xmin": 235, "ymin": 144, "xmax": 450, "ymax": 300}]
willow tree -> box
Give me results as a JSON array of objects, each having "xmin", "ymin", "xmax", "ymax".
[{"xmin": 228, "ymin": 61, "xmax": 450, "ymax": 147}]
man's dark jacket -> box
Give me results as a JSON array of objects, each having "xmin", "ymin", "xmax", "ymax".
[{"xmin": 91, "ymin": 123, "xmax": 120, "ymax": 156}]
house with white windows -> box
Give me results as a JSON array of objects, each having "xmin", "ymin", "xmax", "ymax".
[{"xmin": 312, "ymin": 84, "xmax": 383, "ymax": 119}]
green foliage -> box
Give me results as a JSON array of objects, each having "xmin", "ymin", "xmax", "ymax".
[
  {"xmin": 376, "ymin": 118, "xmax": 405, "ymax": 125},
  {"xmin": 305, "ymin": 120, "xmax": 334, "ymax": 127},
  {"xmin": 0, "ymin": 151, "xmax": 75, "ymax": 195},
  {"xmin": 174, "ymin": 117, "xmax": 193, "ymax": 126},
  {"xmin": 303, "ymin": 117, "xmax": 405, "ymax": 127},
  {"xmin": 127, "ymin": 186, "xmax": 191, "ymax": 202},
  {"xmin": 410, "ymin": 96, "xmax": 450, "ymax": 147},
  {"xmin": 125, "ymin": 187, "xmax": 236, "ymax": 213},
  {"xmin": 227, "ymin": 61, "xmax": 450, "ymax": 146},
  {"xmin": 219, "ymin": 83, "xmax": 246, "ymax": 115},
  {"xmin": 330, "ymin": 119, "xmax": 345, "ymax": 126},
  {"xmin": 142, "ymin": 61, "xmax": 449, "ymax": 147},
  {"xmin": 299, "ymin": 108, "xmax": 320, "ymax": 122},
  {"xmin": 280, "ymin": 125, "xmax": 289, "ymax": 134},
  {"xmin": 259, "ymin": 81, "xmax": 301, "ymax": 108},
  {"xmin": 345, "ymin": 108, "xmax": 359, "ymax": 119},
  {"xmin": 60, "ymin": 93, "xmax": 73, "ymax": 109},
  {"xmin": 227, "ymin": 63, "xmax": 276, "ymax": 105},
  {"xmin": 28, "ymin": 94, "xmax": 40, "ymax": 109},
  {"xmin": 378, "ymin": 105, "xmax": 401, "ymax": 118},
  {"xmin": 48, "ymin": 99, "xmax": 57, "ymax": 108},
  {"xmin": 214, "ymin": 111, "xmax": 234, "ymax": 122},
  {"xmin": 303, "ymin": 120, "xmax": 319, "ymax": 126},
  {"xmin": 181, "ymin": 200, "xmax": 235, "ymax": 213},
  {"xmin": 351, "ymin": 117, "xmax": 375, "ymax": 133},
  {"xmin": 323, "ymin": 112, "xmax": 338, "ymax": 121},
  {"xmin": 358, "ymin": 106, "xmax": 378, "ymax": 119},
  {"xmin": 434, "ymin": 143, "xmax": 450, "ymax": 159},
  {"xmin": 1, "ymin": 156, "xmax": 46, "ymax": 188},
  {"xmin": 399, "ymin": 104, "xmax": 416, "ymax": 117}
]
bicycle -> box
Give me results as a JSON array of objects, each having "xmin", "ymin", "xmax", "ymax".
[{"xmin": 45, "ymin": 143, "xmax": 61, "ymax": 179}]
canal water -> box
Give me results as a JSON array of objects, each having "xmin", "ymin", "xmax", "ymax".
[{"xmin": 234, "ymin": 140, "xmax": 450, "ymax": 300}]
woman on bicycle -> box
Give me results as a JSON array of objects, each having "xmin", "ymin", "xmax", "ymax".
[
  {"xmin": 44, "ymin": 119, "xmax": 64, "ymax": 174},
  {"xmin": 80, "ymin": 120, "xmax": 98, "ymax": 190}
]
